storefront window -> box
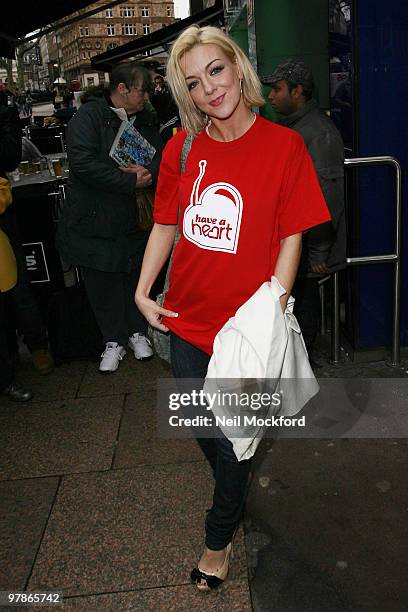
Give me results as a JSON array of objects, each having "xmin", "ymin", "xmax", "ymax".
[{"xmin": 329, "ymin": 0, "xmax": 353, "ymax": 149}]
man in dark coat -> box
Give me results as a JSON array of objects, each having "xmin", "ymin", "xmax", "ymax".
[
  {"xmin": 263, "ymin": 60, "xmax": 346, "ymax": 359},
  {"xmin": 151, "ymin": 75, "xmax": 181, "ymax": 143},
  {"xmin": 56, "ymin": 62, "xmax": 163, "ymax": 372}
]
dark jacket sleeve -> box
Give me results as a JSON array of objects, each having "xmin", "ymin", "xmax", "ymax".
[
  {"xmin": 305, "ymin": 130, "xmax": 344, "ymax": 264},
  {"xmin": 0, "ymin": 106, "xmax": 22, "ymax": 175},
  {"xmin": 305, "ymin": 221, "xmax": 335, "ymax": 263},
  {"xmin": 66, "ymin": 104, "xmax": 136, "ymax": 195},
  {"xmin": 134, "ymin": 109, "xmax": 164, "ymax": 185},
  {"xmin": 145, "ymin": 129, "xmax": 164, "ymax": 184}
]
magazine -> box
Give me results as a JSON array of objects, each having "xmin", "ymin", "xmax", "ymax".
[{"xmin": 109, "ymin": 120, "xmax": 156, "ymax": 167}]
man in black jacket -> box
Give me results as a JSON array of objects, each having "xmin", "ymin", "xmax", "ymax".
[
  {"xmin": 151, "ymin": 75, "xmax": 181, "ymax": 143},
  {"xmin": 57, "ymin": 62, "xmax": 164, "ymax": 373},
  {"xmin": 263, "ymin": 60, "xmax": 346, "ymax": 359}
]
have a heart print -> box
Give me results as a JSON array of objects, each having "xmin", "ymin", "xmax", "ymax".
[{"xmin": 183, "ymin": 160, "xmax": 243, "ymax": 254}]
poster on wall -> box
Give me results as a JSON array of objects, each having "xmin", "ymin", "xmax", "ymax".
[{"xmin": 23, "ymin": 242, "xmax": 50, "ymax": 284}]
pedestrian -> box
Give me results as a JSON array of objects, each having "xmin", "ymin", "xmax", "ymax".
[
  {"xmin": 0, "ymin": 101, "xmax": 33, "ymax": 400},
  {"xmin": 263, "ymin": 60, "xmax": 346, "ymax": 361},
  {"xmin": 0, "ymin": 101, "xmax": 54, "ymax": 376},
  {"xmin": 53, "ymin": 94, "xmax": 76, "ymax": 124},
  {"xmin": 333, "ymin": 74, "xmax": 352, "ymax": 146},
  {"xmin": 151, "ymin": 74, "xmax": 181, "ymax": 142},
  {"xmin": 56, "ymin": 62, "xmax": 163, "ymax": 372},
  {"xmin": 0, "ymin": 232, "xmax": 33, "ymax": 401},
  {"xmin": 24, "ymin": 90, "xmax": 33, "ymax": 116},
  {"xmin": 15, "ymin": 88, "xmax": 26, "ymax": 117},
  {"xmin": 135, "ymin": 26, "xmax": 330, "ymax": 590}
]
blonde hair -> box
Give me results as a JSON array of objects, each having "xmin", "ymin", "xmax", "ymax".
[{"xmin": 166, "ymin": 25, "xmax": 264, "ymax": 135}]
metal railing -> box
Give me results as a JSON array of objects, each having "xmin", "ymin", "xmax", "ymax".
[
  {"xmin": 331, "ymin": 155, "xmax": 402, "ymax": 366},
  {"xmin": 47, "ymin": 182, "xmax": 66, "ymax": 222}
]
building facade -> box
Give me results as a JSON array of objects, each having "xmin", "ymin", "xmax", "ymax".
[
  {"xmin": 0, "ymin": 61, "xmax": 17, "ymax": 88},
  {"xmin": 58, "ymin": 0, "xmax": 175, "ymax": 88}
]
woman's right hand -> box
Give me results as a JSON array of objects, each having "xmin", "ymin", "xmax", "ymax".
[{"xmin": 135, "ymin": 293, "xmax": 178, "ymax": 332}]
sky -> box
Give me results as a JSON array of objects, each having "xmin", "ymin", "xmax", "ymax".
[{"xmin": 174, "ymin": 0, "xmax": 190, "ymax": 19}]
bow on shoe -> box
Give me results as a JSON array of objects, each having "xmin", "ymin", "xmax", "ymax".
[{"xmin": 191, "ymin": 567, "xmax": 224, "ymax": 589}]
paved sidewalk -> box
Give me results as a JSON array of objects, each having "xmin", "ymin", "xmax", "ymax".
[
  {"xmin": 247, "ymin": 338, "xmax": 408, "ymax": 612},
  {"xmin": 0, "ymin": 356, "xmax": 252, "ymax": 611},
  {"xmin": 1, "ymin": 339, "xmax": 408, "ymax": 611}
]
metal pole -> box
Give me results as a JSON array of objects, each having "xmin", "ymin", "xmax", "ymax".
[
  {"xmin": 331, "ymin": 272, "xmax": 340, "ymax": 363},
  {"xmin": 347, "ymin": 254, "xmax": 397, "ymax": 265},
  {"xmin": 319, "ymin": 282, "xmax": 326, "ymax": 335},
  {"xmin": 391, "ymin": 158, "xmax": 402, "ymax": 365},
  {"xmin": 343, "ymin": 156, "xmax": 402, "ymax": 366}
]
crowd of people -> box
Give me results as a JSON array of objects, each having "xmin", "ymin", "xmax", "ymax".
[{"xmin": 1, "ymin": 25, "xmax": 346, "ymax": 593}]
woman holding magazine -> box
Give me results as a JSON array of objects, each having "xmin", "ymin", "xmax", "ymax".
[
  {"xmin": 57, "ymin": 63, "xmax": 163, "ymax": 372},
  {"xmin": 135, "ymin": 26, "xmax": 330, "ymax": 590}
]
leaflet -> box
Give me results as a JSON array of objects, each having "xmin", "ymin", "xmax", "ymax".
[{"xmin": 109, "ymin": 120, "xmax": 156, "ymax": 167}]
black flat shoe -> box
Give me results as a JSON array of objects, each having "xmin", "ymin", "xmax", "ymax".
[
  {"xmin": 191, "ymin": 542, "xmax": 233, "ymax": 591},
  {"xmin": 3, "ymin": 382, "xmax": 33, "ymax": 402}
]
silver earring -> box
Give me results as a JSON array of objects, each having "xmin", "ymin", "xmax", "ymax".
[{"xmin": 240, "ymin": 79, "xmax": 243, "ymax": 95}]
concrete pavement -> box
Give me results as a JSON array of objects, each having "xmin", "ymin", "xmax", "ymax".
[
  {"xmin": 1, "ymin": 336, "xmax": 407, "ymax": 611},
  {"xmin": 0, "ymin": 356, "xmax": 251, "ymax": 610},
  {"xmin": 246, "ymin": 337, "xmax": 408, "ymax": 612}
]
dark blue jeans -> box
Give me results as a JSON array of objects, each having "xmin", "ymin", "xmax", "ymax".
[{"xmin": 170, "ymin": 332, "xmax": 251, "ymax": 551}]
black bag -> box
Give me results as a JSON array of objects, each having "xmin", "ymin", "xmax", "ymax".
[
  {"xmin": 47, "ymin": 284, "xmax": 103, "ymax": 364},
  {"xmin": 136, "ymin": 187, "xmax": 155, "ymax": 231}
]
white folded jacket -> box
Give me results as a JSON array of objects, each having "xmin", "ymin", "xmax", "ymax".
[{"xmin": 204, "ymin": 276, "xmax": 319, "ymax": 460}]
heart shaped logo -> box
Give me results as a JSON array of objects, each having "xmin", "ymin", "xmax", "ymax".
[{"xmin": 183, "ymin": 160, "xmax": 243, "ymax": 254}]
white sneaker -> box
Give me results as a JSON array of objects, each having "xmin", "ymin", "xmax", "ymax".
[
  {"xmin": 128, "ymin": 333, "xmax": 154, "ymax": 360},
  {"xmin": 99, "ymin": 342, "xmax": 126, "ymax": 372}
]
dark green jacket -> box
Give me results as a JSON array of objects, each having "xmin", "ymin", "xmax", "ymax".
[{"xmin": 56, "ymin": 94, "xmax": 163, "ymax": 272}]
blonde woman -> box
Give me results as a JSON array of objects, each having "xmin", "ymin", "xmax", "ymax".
[{"xmin": 136, "ymin": 26, "xmax": 330, "ymax": 590}]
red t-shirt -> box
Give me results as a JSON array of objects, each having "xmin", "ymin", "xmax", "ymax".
[{"xmin": 154, "ymin": 115, "xmax": 331, "ymax": 355}]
